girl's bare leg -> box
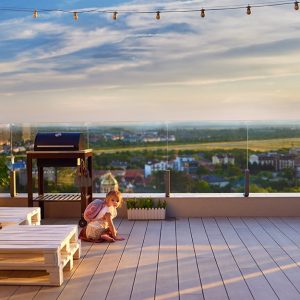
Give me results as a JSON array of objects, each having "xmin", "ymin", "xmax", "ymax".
[{"xmin": 101, "ymin": 231, "xmax": 116, "ymax": 242}]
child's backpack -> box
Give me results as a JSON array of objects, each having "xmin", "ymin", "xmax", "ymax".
[{"xmin": 84, "ymin": 199, "xmax": 105, "ymax": 223}]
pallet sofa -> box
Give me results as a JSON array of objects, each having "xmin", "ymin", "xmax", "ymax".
[
  {"xmin": 0, "ymin": 207, "xmax": 41, "ymax": 227},
  {"xmin": 0, "ymin": 224, "xmax": 80, "ymax": 286}
]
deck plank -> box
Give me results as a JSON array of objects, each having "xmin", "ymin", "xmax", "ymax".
[
  {"xmin": 216, "ymin": 218, "xmax": 278, "ymax": 300},
  {"xmin": 190, "ymin": 218, "xmax": 228, "ymax": 300},
  {"xmin": 33, "ymin": 218, "xmax": 117, "ymax": 300},
  {"xmin": 105, "ymin": 221, "xmax": 148, "ymax": 300},
  {"xmin": 155, "ymin": 219, "xmax": 179, "ymax": 300},
  {"xmin": 81, "ymin": 219, "xmax": 135, "ymax": 300},
  {"xmin": 270, "ymin": 218, "xmax": 300, "ymax": 247},
  {"xmin": 130, "ymin": 221, "xmax": 161, "ymax": 300},
  {"xmin": 176, "ymin": 218, "xmax": 204, "ymax": 300},
  {"xmin": 230, "ymin": 218, "xmax": 300, "ymax": 300},
  {"xmin": 203, "ymin": 218, "xmax": 253, "ymax": 300},
  {"xmin": 5, "ymin": 218, "xmax": 300, "ymax": 300},
  {"xmin": 0, "ymin": 285, "xmax": 20, "ymax": 300},
  {"xmin": 57, "ymin": 219, "xmax": 126, "ymax": 300},
  {"xmin": 280, "ymin": 217, "xmax": 300, "ymax": 235},
  {"xmin": 249, "ymin": 218, "xmax": 300, "ymax": 293}
]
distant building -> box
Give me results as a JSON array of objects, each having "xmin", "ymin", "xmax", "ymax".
[
  {"xmin": 125, "ymin": 169, "xmax": 145, "ymax": 186},
  {"xmin": 173, "ymin": 156, "xmax": 195, "ymax": 172},
  {"xmin": 142, "ymin": 134, "xmax": 176, "ymax": 142},
  {"xmin": 144, "ymin": 156, "xmax": 198, "ymax": 177},
  {"xmin": 212, "ymin": 154, "xmax": 235, "ymax": 165},
  {"xmin": 144, "ymin": 161, "xmax": 169, "ymax": 177},
  {"xmin": 289, "ymin": 147, "xmax": 300, "ymax": 155},
  {"xmin": 277, "ymin": 155, "xmax": 295, "ymax": 170},
  {"xmin": 110, "ymin": 160, "xmax": 128, "ymax": 169},
  {"xmin": 100, "ymin": 171, "xmax": 119, "ymax": 193},
  {"xmin": 249, "ymin": 154, "xmax": 259, "ymax": 164},
  {"xmin": 250, "ymin": 152, "xmax": 296, "ymax": 171}
]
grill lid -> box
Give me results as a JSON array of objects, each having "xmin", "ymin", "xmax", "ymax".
[{"xmin": 34, "ymin": 132, "xmax": 84, "ymax": 151}]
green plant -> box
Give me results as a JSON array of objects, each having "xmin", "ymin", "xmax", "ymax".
[
  {"xmin": 126, "ymin": 198, "xmax": 137, "ymax": 209},
  {"xmin": 126, "ymin": 198, "xmax": 167, "ymax": 209},
  {"xmin": 157, "ymin": 199, "xmax": 167, "ymax": 209}
]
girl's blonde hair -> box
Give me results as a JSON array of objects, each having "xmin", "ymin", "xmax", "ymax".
[{"xmin": 105, "ymin": 190, "xmax": 123, "ymax": 207}]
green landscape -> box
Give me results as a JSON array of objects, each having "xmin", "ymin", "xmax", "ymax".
[
  {"xmin": 93, "ymin": 137, "xmax": 300, "ymax": 154},
  {"xmin": 1, "ymin": 123, "xmax": 300, "ymax": 194}
]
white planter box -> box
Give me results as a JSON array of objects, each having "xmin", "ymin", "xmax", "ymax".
[{"xmin": 127, "ymin": 208, "xmax": 166, "ymax": 220}]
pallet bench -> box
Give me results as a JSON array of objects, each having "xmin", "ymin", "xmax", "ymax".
[
  {"xmin": 0, "ymin": 207, "xmax": 41, "ymax": 228},
  {"xmin": 0, "ymin": 225, "xmax": 80, "ymax": 286}
]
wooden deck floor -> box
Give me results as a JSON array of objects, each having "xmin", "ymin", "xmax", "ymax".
[{"xmin": 2, "ymin": 217, "xmax": 300, "ymax": 300}]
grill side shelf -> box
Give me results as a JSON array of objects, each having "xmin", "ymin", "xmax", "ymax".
[{"xmin": 33, "ymin": 194, "xmax": 82, "ymax": 202}]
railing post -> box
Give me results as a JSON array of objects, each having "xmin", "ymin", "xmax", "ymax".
[
  {"xmin": 165, "ymin": 170, "xmax": 170, "ymax": 197},
  {"xmin": 10, "ymin": 170, "xmax": 16, "ymax": 197},
  {"xmin": 244, "ymin": 169, "xmax": 250, "ymax": 197}
]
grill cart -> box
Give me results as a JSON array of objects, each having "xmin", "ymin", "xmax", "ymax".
[{"xmin": 27, "ymin": 132, "xmax": 93, "ymax": 227}]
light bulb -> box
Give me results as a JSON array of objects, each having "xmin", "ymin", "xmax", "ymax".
[
  {"xmin": 295, "ymin": 1, "xmax": 299, "ymax": 10},
  {"xmin": 246, "ymin": 5, "xmax": 251, "ymax": 15},
  {"xmin": 33, "ymin": 9, "xmax": 38, "ymax": 18},
  {"xmin": 112, "ymin": 11, "xmax": 118, "ymax": 20},
  {"xmin": 156, "ymin": 11, "xmax": 160, "ymax": 20},
  {"xmin": 73, "ymin": 12, "xmax": 78, "ymax": 21},
  {"xmin": 200, "ymin": 8, "xmax": 205, "ymax": 18}
]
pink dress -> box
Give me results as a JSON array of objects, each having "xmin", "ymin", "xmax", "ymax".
[{"xmin": 86, "ymin": 206, "xmax": 117, "ymax": 240}]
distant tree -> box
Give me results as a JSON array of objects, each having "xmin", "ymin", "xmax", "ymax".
[
  {"xmin": 0, "ymin": 157, "xmax": 9, "ymax": 190},
  {"xmin": 151, "ymin": 170, "xmax": 194, "ymax": 193},
  {"xmin": 170, "ymin": 171, "xmax": 194, "ymax": 192},
  {"xmin": 196, "ymin": 166, "xmax": 209, "ymax": 177},
  {"xmin": 280, "ymin": 168, "xmax": 295, "ymax": 181},
  {"xmin": 249, "ymin": 184, "xmax": 273, "ymax": 193},
  {"xmin": 192, "ymin": 180, "xmax": 211, "ymax": 192}
]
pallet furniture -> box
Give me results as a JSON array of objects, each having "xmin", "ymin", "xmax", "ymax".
[
  {"xmin": 27, "ymin": 150, "xmax": 93, "ymax": 223},
  {"xmin": 0, "ymin": 225, "xmax": 80, "ymax": 286},
  {"xmin": 0, "ymin": 207, "xmax": 41, "ymax": 228}
]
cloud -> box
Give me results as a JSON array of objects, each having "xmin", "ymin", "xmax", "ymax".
[{"xmin": 0, "ymin": 0, "xmax": 299, "ymax": 122}]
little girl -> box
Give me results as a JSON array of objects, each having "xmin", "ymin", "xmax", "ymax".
[{"xmin": 85, "ymin": 190, "xmax": 124, "ymax": 242}]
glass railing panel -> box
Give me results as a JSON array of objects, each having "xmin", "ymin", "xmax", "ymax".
[
  {"xmin": 166, "ymin": 121, "xmax": 248, "ymax": 193},
  {"xmin": 248, "ymin": 121, "xmax": 300, "ymax": 193},
  {"xmin": 10, "ymin": 123, "xmax": 89, "ymax": 194},
  {"xmin": 0, "ymin": 123, "xmax": 11, "ymax": 193},
  {"xmin": 88, "ymin": 122, "xmax": 167, "ymax": 193},
  {"xmin": 9, "ymin": 122, "xmax": 168, "ymax": 194}
]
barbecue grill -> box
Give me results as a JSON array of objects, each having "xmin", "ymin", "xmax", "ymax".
[
  {"xmin": 34, "ymin": 132, "xmax": 84, "ymax": 167},
  {"xmin": 27, "ymin": 132, "xmax": 93, "ymax": 226}
]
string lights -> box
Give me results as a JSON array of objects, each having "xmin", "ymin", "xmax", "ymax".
[
  {"xmin": 73, "ymin": 11, "xmax": 78, "ymax": 21},
  {"xmin": 246, "ymin": 5, "xmax": 252, "ymax": 15},
  {"xmin": 0, "ymin": 1, "xmax": 298, "ymax": 21},
  {"xmin": 200, "ymin": 8, "xmax": 205, "ymax": 18},
  {"xmin": 33, "ymin": 9, "xmax": 38, "ymax": 18},
  {"xmin": 156, "ymin": 11, "xmax": 160, "ymax": 20}
]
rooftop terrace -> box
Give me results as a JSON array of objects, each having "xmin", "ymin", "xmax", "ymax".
[{"xmin": 3, "ymin": 217, "xmax": 300, "ymax": 300}]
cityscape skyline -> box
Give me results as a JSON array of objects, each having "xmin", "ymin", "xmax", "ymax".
[{"xmin": 0, "ymin": 0, "xmax": 300, "ymax": 122}]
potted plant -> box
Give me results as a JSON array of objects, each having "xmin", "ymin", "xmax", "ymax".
[{"xmin": 126, "ymin": 198, "xmax": 167, "ymax": 220}]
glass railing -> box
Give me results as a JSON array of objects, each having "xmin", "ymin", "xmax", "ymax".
[
  {"xmin": 0, "ymin": 123, "xmax": 10, "ymax": 193},
  {"xmin": 1, "ymin": 121, "xmax": 300, "ymax": 195},
  {"xmin": 166, "ymin": 121, "xmax": 248, "ymax": 193},
  {"xmin": 248, "ymin": 121, "xmax": 300, "ymax": 193}
]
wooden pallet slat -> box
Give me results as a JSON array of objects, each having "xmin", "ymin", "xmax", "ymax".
[{"xmin": 0, "ymin": 207, "xmax": 41, "ymax": 227}]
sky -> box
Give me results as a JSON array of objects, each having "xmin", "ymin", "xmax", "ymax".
[{"xmin": 0, "ymin": 0, "xmax": 300, "ymax": 124}]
